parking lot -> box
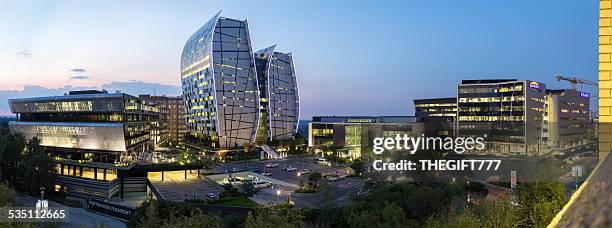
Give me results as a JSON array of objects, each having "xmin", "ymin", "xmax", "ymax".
[
  {"xmin": 148, "ymin": 155, "xmax": 363, "ymax": 206},
  {"xmin": 214, "ymin": 155, "xmax": 352, "ymax": 186}
]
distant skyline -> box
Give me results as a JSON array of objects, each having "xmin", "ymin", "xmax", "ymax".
[{"xmin": 0, "ymin": 0, "xmax": 599, "ymax": 118}]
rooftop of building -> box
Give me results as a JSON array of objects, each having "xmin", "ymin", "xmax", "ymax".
[
  {"xmin": 461, "ymin": 79, "xmax": 518, "ymax": 84},
  {"xmin": 9, "ymin": 90, "xmax": 131, "ymax": 103},
  {"xmin": 312, "ymin": 115, "xmax": 418, "ymax": 123},
  {"xmin": 413, "ymin": 97, "xmax": 457, "ymax": 104}
]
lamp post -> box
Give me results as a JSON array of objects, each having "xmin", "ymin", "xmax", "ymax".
[
  {"xmin": 39, "ymin": 187, "xmax": 45, "ymax": 200},
  {"xmin": 297, "ymin": 172, "xmax": 302, "ymax": 187},
  {"xmin": 276, "ymin": 190, "xmax": 281, "ymax": 204}
]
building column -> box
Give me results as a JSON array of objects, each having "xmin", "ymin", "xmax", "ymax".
[
  {"xmin": 161, "ymin": 171, "xmax": 164, "ymax": 181},
  {"xmin": 184, "ymin": 170, "xmax": 187, "ymax": 179},
  {"xmin": 120, "ymin": 177, "xmax": 124, "ymax": 199},
  {"xmin": 103, "ymin": 169, "xmax": 107, "ymax": 181},
  {"xmin": 94, "ymin": 167, "xmax": 97, "ymax": 180}
]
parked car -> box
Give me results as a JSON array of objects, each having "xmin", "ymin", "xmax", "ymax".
[
  {"xmin": 262, "ymin": 171, "xmax": 272, "ymax": 176},
  {"xmin": 285, "ymin": 166, "xmax": 297, "ymax": 171},
  {"xmin": 253, "ymin": 180, "xmax": 272, "ymax": 189},
  {"xmin": 300, "ymin": 169, "xmax": 310, "ymax": 174},
  {"xmin": 317, "ymin": 158, "xmax": 331, "ymax": 166},
  {"xmin": 230, "ymin": 167, "xmax": 240, "ymax": 172},
  {"xmin": 265, "ymin": 163, "xmax": 279, "ymax": 168},
  {"xmin": 244, "ymin": 175, "xmax": 259, "ymax": 182},
  {"xmin": 206, "ymin": 192, "xmax": 219, "ymax": 200}
]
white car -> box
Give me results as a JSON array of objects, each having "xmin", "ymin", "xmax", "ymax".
[
  {"xmin": 262, "ymin": 171, "xmax": 272, "ymax": 176},
  {"xmin": 253, "ymin": 180, "xmax": 272, "ymax": 189},
  {"xmin": 300, "ymin": 169, "xmax": 310, "ymax": 174},
  {"xmin": 285, "ymin": 166, "xmax": 297, "ymax": 171},
  {"xmin": 230, "ymin": 167, "xmax": 240, "ymax": 172},
  {"xmin": 317, "ymin": 158, "xmax": 330, "ymax": 166},
  {"xmin": 206, "ymin": 192, "xmax": 219, "ymax": 200},
  {"xmin": 265, "ymin": 163, "xmax": 279, "ymax": 168}
]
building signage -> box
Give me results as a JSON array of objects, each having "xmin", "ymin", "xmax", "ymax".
[
  {"xmin": 528, "ymin": 81, "xmax": 541, "ymax": 91},
  {"xmin": 580, "ymin": 92, "xmax": 590, "ymax": 98},
  {"xmin": 87, "ymin": 198, "xmax": 134, "ymax": 221}
]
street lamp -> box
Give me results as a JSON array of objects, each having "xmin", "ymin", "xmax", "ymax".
[
  {"xmin": 297, "ymin": 172, "xmax": 302, "ymax": 187},
  {"xmin": 276, "ymin": 189, "xmax": 281, "ymax": 204}
]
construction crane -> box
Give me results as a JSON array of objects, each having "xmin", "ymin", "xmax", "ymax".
[{"xmin": 555, "ymin": 75, "xmax": 597, "ymax": 90}]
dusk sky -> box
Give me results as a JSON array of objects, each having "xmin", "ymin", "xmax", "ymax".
[{"xmin": 0, "ymin": 0, "xmax": 599, "ymax": 118}]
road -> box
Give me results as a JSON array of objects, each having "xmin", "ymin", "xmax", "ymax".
[{"xmin": 15, "ymin": 194, "xmax": 126, "ymax": 228}]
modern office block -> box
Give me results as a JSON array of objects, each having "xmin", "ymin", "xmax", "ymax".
[
  {"xmin": 308, "ymin": 116, "xmax": 424, "ymax": 160},
  {"xmin": 9, "ymin": 90, "xmax": 159, "ymax": 198},
  {"xmin": 414, "ymin": 97, "xmax": 457, "ymax": 120},
  {"xmin": 456, "ymin": 79, "xmax": 546, "ymax": 156},
  {"xmin": 181, "ymin": 12, "xmax": 259, "ymax": 148},
  {"xmin": 140, "ymin": 95, "xmax": 186, "ymax": 147},
  {"xmin": 543, "ymin": 89, "xmax": 591, "ymax": 151},
  {"xmin": 254, "ymin": 45, "xmax": 299, "ymax": 143},
  {"xmin": 414, "ymin": 97, "xmax": 456, "ymax": 137}
]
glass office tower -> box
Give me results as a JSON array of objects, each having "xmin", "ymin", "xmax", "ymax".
[
  {"xmin": 181, "ymin": 12, "xmax": 259, "ymax": 148},
  {"xmin": 456, "ymin": 79, "xmax": 546, "ymax": 156},
  {"xmin": 255, "ymin": 45, "xmax": 300, "ymax": 142}
]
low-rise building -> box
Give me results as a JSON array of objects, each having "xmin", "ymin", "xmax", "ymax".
[
  {"xmin": 9, "ymin": 90, "xmax": 159, "ymax": 199},
  {"xmin": 308, "ymin": 116, "xmax": 424, "ymax": 160}
]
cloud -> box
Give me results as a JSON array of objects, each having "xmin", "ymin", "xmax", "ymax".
[
  {"xmin": 102, "ymin": 80, "xmax": 181, "ymax": 96},
  {"xmin": 69, "ymin": 68, "xmax": 86, "ymax": 73},
  {"xmin": 0, "ymin": 81, "xmax": 181, "ymax": 116},
  {"xmin": 70, "ymin": 76, "xmax": 89, "ymax": 80},
  {"xmin": 17, "ymin": 49, "xmax": 32, "ymax": 59}
]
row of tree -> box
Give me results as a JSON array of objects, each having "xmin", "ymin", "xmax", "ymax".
[
  {"xmin": 130, "ymin": 178, "xmax": 566, "ymax": 227},
  {"xmin": 0, "ymin": 128, "xmax": 57, "ymax": 196}
]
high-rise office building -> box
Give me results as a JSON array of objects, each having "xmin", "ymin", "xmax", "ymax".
[
  {"xmin": 181, "ymin": 12, "xmax": 260, "ymax": 148},
  {"xmin": 181, "ymin": 12, "xmax": 300, "ymax": 149},
  {"xmin": 254, "ymin": 45, "xmax": 299, "ymax": 143},
  {"xmin": 140, "ymin": 95, "xmax": 186, "ymax": 147},
  {"xmin": 456, "ymin": 79, "xmax": 546, "ymax": 156}
]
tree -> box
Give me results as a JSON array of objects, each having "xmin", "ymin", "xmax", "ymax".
[
  {"xmin": 381, "ymin": 202, "xmax": 408, "ymax": 227},
  {"xmin": 0, "ymin": 133, "xmax": 26, "ymax": 187},
  {"xmin": 350, "ymin": 160, "xmax": 366, "ymax": 175},
  {"xmin": 308, "ymin": 172, "xmax": 322, "ymax": 186},
  {"xmin": 136, "ymin": 200, "xmax": 162, "ymax": 228},
  {"xmin": 240, "ymin": 181, "xmax": 260, "ymax": 198},
  {"xmin": 165, "ymin": 208, "xmax": 224, "ymax": 228},
  {"xmin": 243, "ymin": 208, "xmax": 304, "ymax": 228},
  {"xmin": 133, "ymin": 199, "xmax": 224, "ymax": 228},
  {"xmin": 0, "ymin": 182, "xmax": 17, "ymax": 207},
  {"xmin": 517, "ymin": 182, "xmax": 566, "ymax": 227},
  {"xmin": 20, "ymin": 137, "xmax": 56, "ymax": 194}
]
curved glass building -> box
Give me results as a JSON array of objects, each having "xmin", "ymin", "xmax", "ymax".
[
  {"xmin": 255, "ymin": 45, "xmax": 300, "ymax": 142},
  {"xmin": 181, "ymin": 12, "xmax": 260, "ymax": 148}
]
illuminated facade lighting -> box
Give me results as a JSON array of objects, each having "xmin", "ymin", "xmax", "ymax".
[
  {"xmin": 254, "ymin": 45, "xmax": 300, "ymax": 142},
  {"xmin": 181, "ymin": 11, "xmax": 260, "ymax": 148}
]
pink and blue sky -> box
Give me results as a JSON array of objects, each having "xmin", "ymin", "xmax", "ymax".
[{"xmin": 0, "ymin": 0, "xmax": 598, "ymax": 118}]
